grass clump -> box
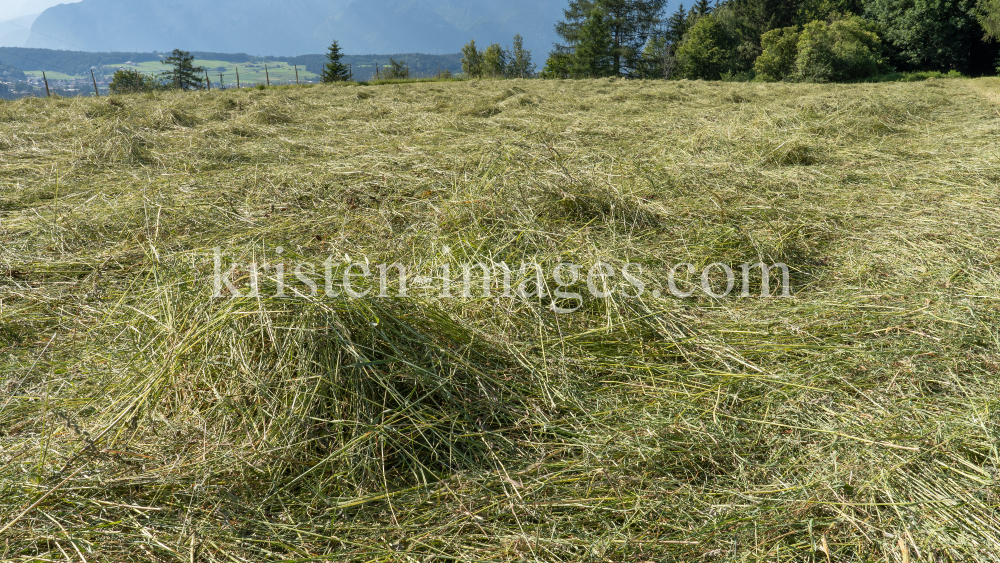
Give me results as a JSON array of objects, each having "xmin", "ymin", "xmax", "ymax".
[{"xmin": 2, "ymin": 78, "xmax": 1000, "ymax": 561}]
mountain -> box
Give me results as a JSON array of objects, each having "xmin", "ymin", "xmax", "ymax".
[
  {"xmin": 0, "ymin": 0, "xmax": 81, "ymax": 22},
  {"xmin": 0, "ymin": 14, "xmax": 40, "ymax": 47},
  {"xmin": 24, "ymin": 0, "xmax": 565, "ymax": 57}
]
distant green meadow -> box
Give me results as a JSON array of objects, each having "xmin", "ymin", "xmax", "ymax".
[{"xmin": 26, "ymin": 59, "xmax": 320, "ymax": 84}]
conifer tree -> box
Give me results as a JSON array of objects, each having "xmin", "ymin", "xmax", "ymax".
[
  {"xmin": 572, "ymin": 7, "xmax": 615, "ymax": 77},
  {"xmin": 665, "ymin": 4, "xmax": 689, "ymax": 43},
  {"xmin": 322, "ymin": 41, "xmax": 351, "ymax": 82},
  {"xmin": 690, "ymin": 0, "xmax": 713, "ymax": 17},
  {"xmin": 160, "ymin": 49, "xmax": 205, "ymax": 90},
  {"xmin": 980, "ymin": 0, "xmax": 1000, "ymax": 40},
  {"xmin": 386, "ymin": 58, "xmax": 410, "ymax": 79},
  {"xmin": 553, "ymin": 0, "xmax": 667, "ymax": 76}
]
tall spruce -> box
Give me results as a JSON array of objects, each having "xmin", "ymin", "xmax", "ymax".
[
  {"xmin": 572, "ymin": 7, "xmax": 616, "ymax": 76},
  {"xmin": 321, "ymin": 41, "xmax": 350, "ymax": 82},
  {"xmin": 160, "ymin": 49, "xmax": 205, "ymax": 90},
  {"xmin": 665, "ymin": 3, "xmax": 689, "ymax": 43},
  {"xmin": 690, "ymin": 0, "xmax": 713, "ymax": 16},
  {"xmin": 554, "ymin": 0, "xmax": 667, "ymax": 76}
]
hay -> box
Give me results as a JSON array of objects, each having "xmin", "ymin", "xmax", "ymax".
[{"xmin": 2, "ymin": 77, "xmax": 1000, "ymax": 561}]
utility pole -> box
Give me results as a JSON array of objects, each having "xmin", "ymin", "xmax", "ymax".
[
  {"xmin": 91, "ymin": 69, "xmax": 100, "ymax": 97},
  {"xmin": 42, "ymin": 71, "xmax": 50, "ymax": 97}
]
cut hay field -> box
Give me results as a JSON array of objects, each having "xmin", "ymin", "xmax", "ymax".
[{"xmin": 1, "ymin": 77, "xmax": 1000, "ymax": 561}]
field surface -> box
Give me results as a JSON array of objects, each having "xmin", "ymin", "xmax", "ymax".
[{"xmin": 1, "ymin": 77, "xmax": 1000, "ymax": 561}]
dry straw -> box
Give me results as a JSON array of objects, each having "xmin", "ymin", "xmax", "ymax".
[{"xmin": 1, "ymin": 76, "xmax": 1000, "ymax": 560}]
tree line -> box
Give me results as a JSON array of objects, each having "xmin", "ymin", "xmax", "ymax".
[
  {"xmin": 460, "ymin": 35, "xmax": 537, "ymax": 78},
  {"xmin": 539, "ymin": 0, "xmax": 1000, "ymax": 80}
]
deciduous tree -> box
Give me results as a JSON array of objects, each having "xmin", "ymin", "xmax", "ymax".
[
  {"xmin": 483, "ymin": 43, "xmax": 507, "ymax": 78},
  {"xmin": 508, "ymin": 34, "xmax": 537, "ymax": 78},
  {"xmin": 461, "ymin": 39, "xmax": 484, "ymax": 78}
]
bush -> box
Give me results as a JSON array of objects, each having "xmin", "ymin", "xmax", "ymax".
[
  {"xmin": 108, "ymin": 69, "xmax": 163, "ymax": 94},
  {"xmin": 795, "ymin": 17, "xmax": 885, "ymax": 82},
  {"xmin": 754, "ymin": 26, "xmax": 802, "ymax": 81},
  {"xmin": 753, "ymin": 17, "xmax": 886, "ymax": 82},
  {"xmin": 540, "ymin": 52, "xmax": 573, "ymax": 78},
  {"xmin": 674, "ymin": 15, "xmax": 739, "ymax": 80}
]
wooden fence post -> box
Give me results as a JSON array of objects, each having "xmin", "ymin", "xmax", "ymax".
[
  {"xmin": 294, "ymin": 64, "xmax": 299, "ymax": 85},
  {"xmin": 265, "ymin": 64, "xmax": 270, "ymax": 86},
  {"xmin": 205, "ymin": 70, "xmax": 211, "ymax": 91},
  {"xmin": 375, "ymin": 63, "xmax": 379, "ymax": 80},
  {"xmin": 236, "ymin": 67, "xmax": 240, "ymax": 89},
  {"xmin": 348, "ymin": 63, "xmax": 352, "ymax": 81},
  {"xmin": 91, "ymin": 69, "xmax": 100, "ymax": 97},
  {"xmin": 219, "ymin": 73, "xmax": 224, "ymax": 90},
  {"xmin": 43, "ymin": 71, "xmax": 50, "ymax": 97}
]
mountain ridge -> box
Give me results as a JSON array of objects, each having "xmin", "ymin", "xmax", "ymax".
[{"xmin": 24, "ymin": 0, "xmax": 564, "ymax": 57}]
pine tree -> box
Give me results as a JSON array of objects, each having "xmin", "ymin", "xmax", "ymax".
[
  {"xmin": 981, "ymin": 0, "xmax": 1000, "ymax": 41},
  {"xmin": 553, "ymin": 0, "xmax": 667, "ymax": 76},
  {"xmin": 322, "ymin": 41, "xmax": 350, "ymax": 82},
  {"xmin": 572, "ymin": 7, "xmax": 615, "ymax": 77},
  {"xmin": 690, "ymin": 0, "xmax": 713, "ymax": 16},
  {"xmin": 385, "ymin": 58, "xmax": 410, "ymax": 79},
  {"xmin": 160, "ymin": 49, "xmax": 205, "ymax": 90},
  {"xmin": 461, "ymin": 39, "xmax": 484, "ymax": 78},
  {"xmin": 665, "ymin": 4, "xmax": 689, "ymax": 43}
]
